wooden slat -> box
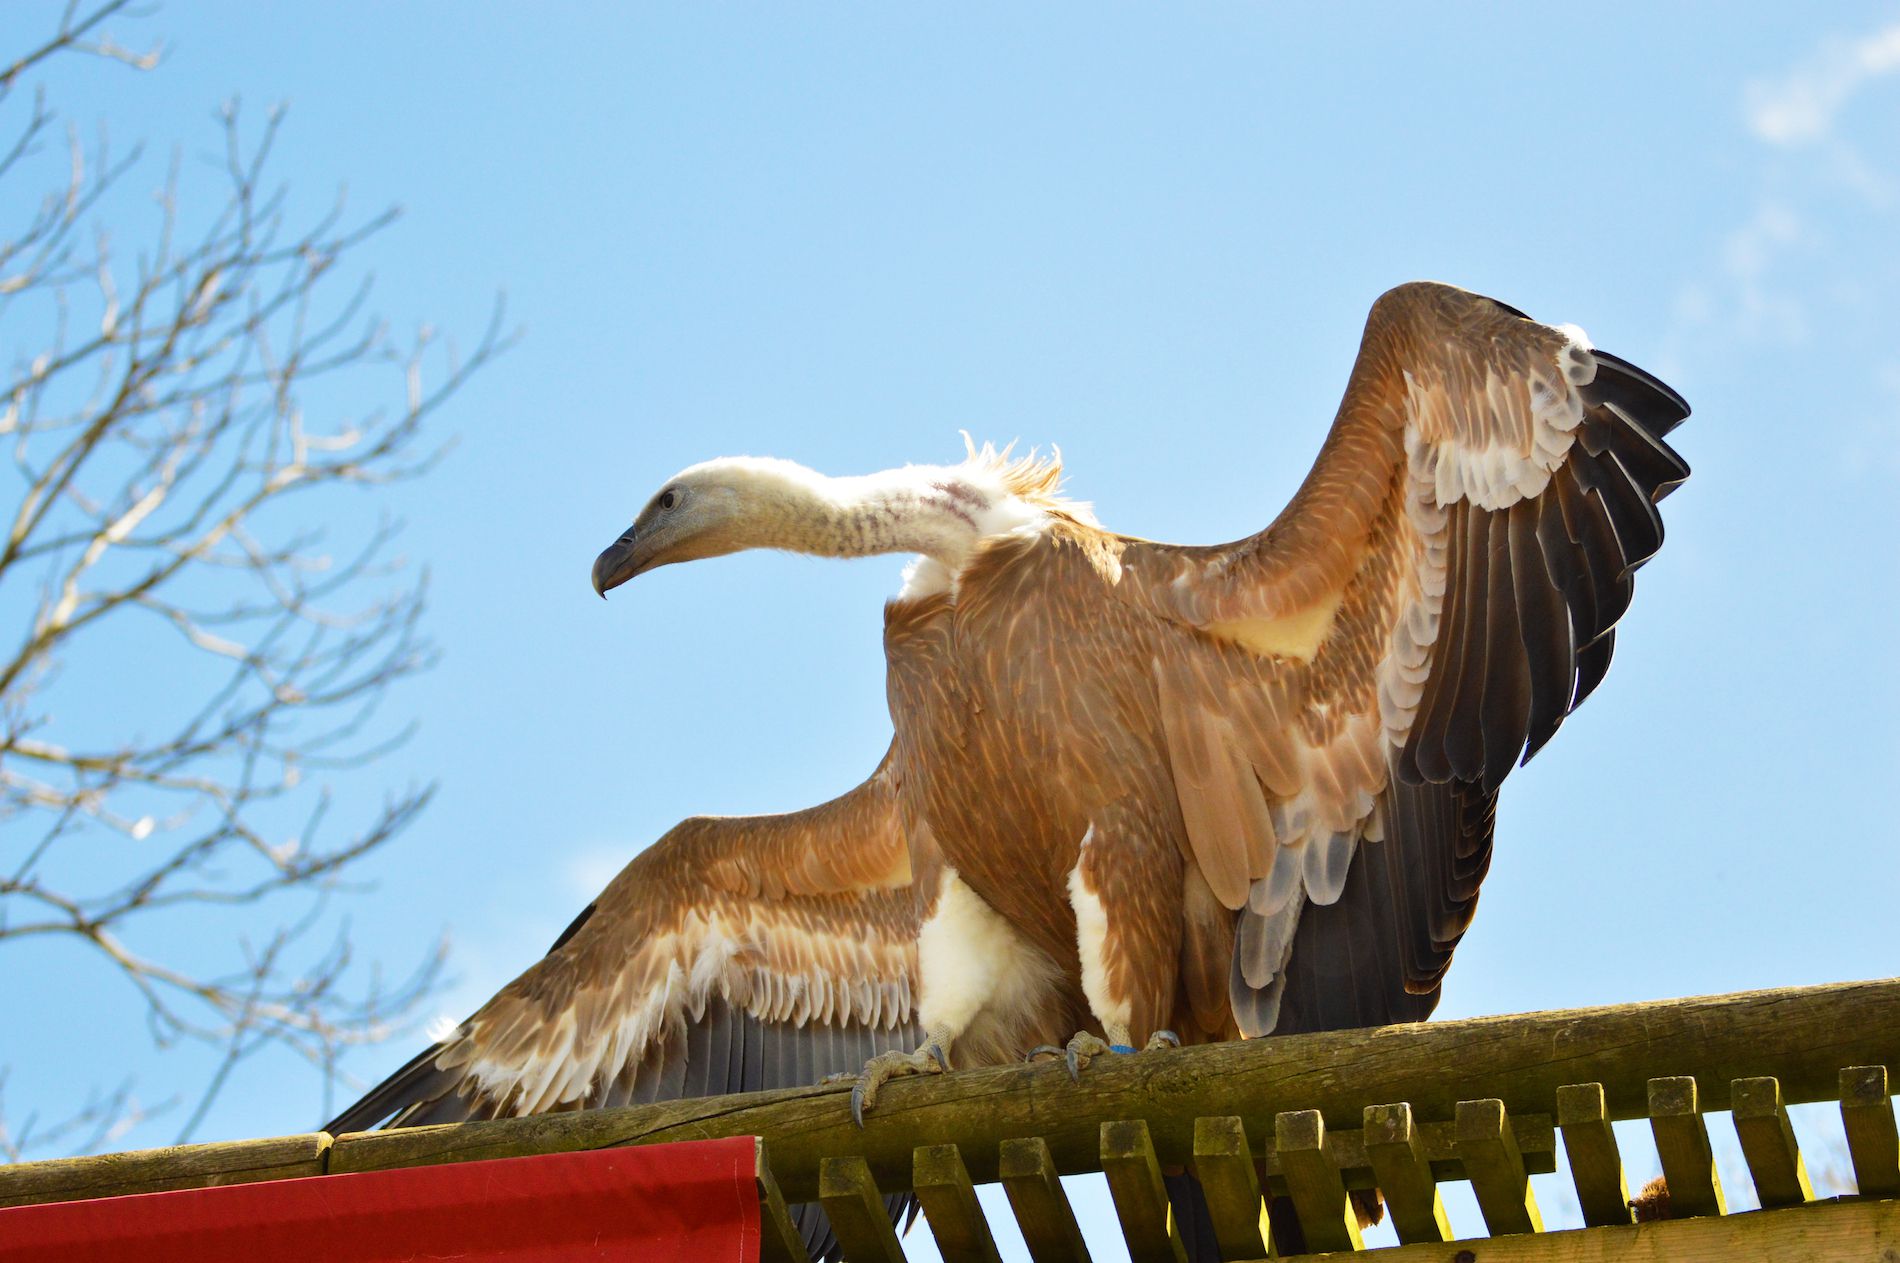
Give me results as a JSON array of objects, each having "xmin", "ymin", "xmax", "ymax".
[
  {"xmin": 1101, "ymin": 1120, "xmax": 1186, "ymax": 1263},
  {"xmin": 1731, "ymin": 1076, "xmax": 1812, "ymax": 1209},
  {"xmin": 1256, "ymin": 1112, "xmax": 1556, "ymax": 1189},
  {"xmin": 1191, "ymin": 1116, "xmax": 1271, "ymax": 1262},
  {"xmin": 1648, "ymin": 1076, "xmax": 1726, "ymax": 1219},
  {"xmin": 1275, "ymin": 1109, "xmax": 1362, "ymax": 1253},
  {"xmin": 1362, "ymin": 1103, "xmax": 1451, "ymax": 1245},
  {"xmin": 0, "ymin": 1134, "xmax": 331, "ymax": 1209},
  {"xmin": 1841, "ymin": 1065, "xmax": 1900, "ymax": 1198},
  {"xmin": 913, "ymin": 1144, "xmax": 1002, "ymax": 1263},
  {"xmin": 998, "ymin": 1136, "xmax": 1093, "ymax": 1263},
  {"xmin": 1556, "ymin": 1082, "xmax": 1632, "ymax": 1228},
  {"xmin": 756, "ymin": 1145, "xmax": 810, "ymax": 1263},
  {"xmin": 320, "ymin": 978, "xmax": 1900, "ymax": 1202},
  {"xmin": 1293, "ymin": 1197, "xmax": 1900, "ymax": 1261},
  {"xmin": 1456, "ymin": 1098, "xmax": 1543, "ymax": 1236},
  {"xmin": 819, "ymin": 1155, "xmax": 908, "ymax": 1263}
]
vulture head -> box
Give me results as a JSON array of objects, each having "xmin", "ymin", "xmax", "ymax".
[
  {"xmin": 593, "ymin": 444, "xmax": 1085, "ymax": 598},
  {"xmin": 592, "ymin": 457, "xmax": 817, "ymax": 596}
]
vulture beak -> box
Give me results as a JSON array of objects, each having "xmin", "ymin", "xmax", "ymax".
[{"xmin": 591, "ymin": 530, "xmax": 643, "ymax": 598}]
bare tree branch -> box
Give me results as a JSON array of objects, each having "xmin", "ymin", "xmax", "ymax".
[{"xmin": 0, "ymin": 2, "xmax": 511, "ymax": 1158}]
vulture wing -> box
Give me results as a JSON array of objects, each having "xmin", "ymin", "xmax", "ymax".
[
  {"xmin": 326, "ymin": 752, "xmax": 930, "ymax": 1260},
  {"xmin": 1119, "ymin": 281, "xmax": 1689, "ymax": 1036}
]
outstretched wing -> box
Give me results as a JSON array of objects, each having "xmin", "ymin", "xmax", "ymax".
[
  {"xmin": 1121, "ymin": 281, "xmax": 1689, "ymax": 1035},
  {"xmin": 326, "ymin": 752, "xmax": 932, "ymax": 1260}
]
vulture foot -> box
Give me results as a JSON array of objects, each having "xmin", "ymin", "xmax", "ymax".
[
  {"xmin": 840, "ymin": 1041, "xmax": 948, "ymax": 1127},
  {"xmin": 1027, "ymin": 1028, "xmax": 1183, "ymax": 1080}
]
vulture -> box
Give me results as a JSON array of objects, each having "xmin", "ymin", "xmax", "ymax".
[{"xmin": 331, "ymin": 282, "xmax": 1689, "ymax": 1259}]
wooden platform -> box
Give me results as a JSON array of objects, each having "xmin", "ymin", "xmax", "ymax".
[{"xmin": 4, "ymin": 977, "xmax": 1897, "ymax": 1259}]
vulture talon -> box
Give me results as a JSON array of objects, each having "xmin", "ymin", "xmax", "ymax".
[
  {"xmin": 1024, "ymin": 1044, "xmax": 1064, "ymax": 1065},
  {"xmin": 1143, "ymin": 1029, "xmax": 1181, "ymax": 1052},
  {"xmin": 1060, "ymin": 1030, "xmax": 1115, "ymax": 1082},
  {"xmin": 847, "ymin": 1041, "xmax": 949, "ymax": 1127}
]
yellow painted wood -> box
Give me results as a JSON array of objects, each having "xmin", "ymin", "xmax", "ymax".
[
  {"xmin": 1730, "ymin": 1076, "xmax": 1812, "ymax": 1208},
  {"xmin": 1101, "ymin": 1120, "xmax": 1186, "ymax": 1263},
  {"xmin": 756, "ymin": 1145, "xmax": 810, "ymax": 1263},
  {"xmin": 1456, "ymin": 1098, "xmax": 1543, "ymax": 1236},
  {"xmin": 1647, "ymin": 1077, "xmax": 1725, "ymax": 1219},
  {"xmin": 1297, "ymin": 1195, "xmax": 1899, "ymax": 1262},
  {"xmin": 1555, "ymin": 1082, "xmax": 1633, "ymax": 1228},
  {"xmin": 1191, "ymin": 1116, "xmax": 1272, "ymax": 1261},
  {"xmin": 1841, "ymin": 1065, "xmax": 1900, "ymax": 1198},
  {"xmin": 1274, "ymin": 1110, "xmax": 1362, "ymax": 1253},
  {"xmin": 998, "ymin": 1136, "xmax": 1092, "ymax": 1263},
  {"xmin": 913, "ymin": 1144, "xmax": 1002, "ymax": 1263},
  {"xmin": 819, "ymin": 1155, "xmax": 908, "ymax": 1263},
  {"xmin": 0, "ymin": 1133, "xmax": 331, "ymax": 1209},
  {"xmin": 1361, "ymin": 1103, "xmax": 1451, "ymax": 1244}
]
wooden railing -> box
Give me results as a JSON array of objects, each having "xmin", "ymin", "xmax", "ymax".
[{"xmin": 4, "ymin": 977, "xmax": 1898, "ymax": 1259}]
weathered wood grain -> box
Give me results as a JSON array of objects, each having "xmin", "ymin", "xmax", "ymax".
[
  {"xmin": 1100, "ymin": 1120, "xmax": 1185, "ymax": 1263},
  {"xmin": 819, "ymin": 1155, "xmax": 908, "ymax": 1263},
  {"xmin": 0, "ymin": 1133, "xmax": 330, "ymax": 1210},
  {"xmin": 1556, "ymin": 1082, "xmax": 1632, "ymax": 1228},
  {"xmin": 1298, "ymin": 1196, "xmax": 1898, "ymax": 1261},
  {"xmin": 1258, "ymin": 1112, "xmax": 1554, "ymax": 1191},
  {"xmin": 1361, "ymin": 1103, "xmax": 1451, "ymax": 1245},
  {"xmin": 1647, "ymin": 1077, "xmax": 1725, "ymax": 1219},
  {"xmin": 912, "ymin": 1144, "xmax": 1002, "ymax": 1263},
  {"xmin": 756, "ymin": 1146, "xmax": 810, "ymax": 1263},
  {"xmin": 1730, "ymin": 1076, "xmax": 1811, "ymax": 1209},
  {"xmin": 1457, "ymin": 1098, "xmax": 1543, "ymax": 1236},
  {"xmin": 1840, "ymin": 1064, "xmax": 1900, "ymax": 1198},
  {"xmin": 1276, "ymin": 1110, "xmax": 1362, "ymax": 1253},
  {"xmin": 998, "ymin": 1136, "xmax": 1092, "ymax": 1263},
  {"xmin": 1190, "ymin": 1116, "xmax": 1270, "ymax": 1261},
  {"xmin": 14, "ymin": 979, "xmax": 1898, "ymax": 1214},
  {"xmin": 318, "ymin": 977, "xmax": 1900, "ymax": 1204}
]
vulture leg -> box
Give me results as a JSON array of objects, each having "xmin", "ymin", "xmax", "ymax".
[{"xmin": 1068, "ymin": 809, "xmax": 1188, "ymax": 1050}]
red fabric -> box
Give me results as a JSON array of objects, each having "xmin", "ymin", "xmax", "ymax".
[{"xmin": 0, "ymin": 1136, "xmax": 761, "ymax": 1262}]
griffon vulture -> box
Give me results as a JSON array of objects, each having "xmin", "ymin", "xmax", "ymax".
[
  {"xmin": 589, "ymin": 280, "xmax": 1688, "ymax": 1085},
  {"xmin": 332, "ymin": 282, "xmax": 1688, "ymax": 1257}
]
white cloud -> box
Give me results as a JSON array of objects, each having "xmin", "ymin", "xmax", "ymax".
[
  {"xmin": 1697, "ymin": 201, "xmax": 1809, "ymax": 345},
  {"xmin": 1746, "ymin": 21, "xmax": 1900, "ymax": 146}
]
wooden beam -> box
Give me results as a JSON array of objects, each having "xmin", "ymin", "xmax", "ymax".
[
  {"xmin": 320, "ymin": 977, "xmax": 1900, "ymax": 1204},
  {"xmin": 755, "ymin": 1146, "xmax": 811, "ymax": 1263},
  {"xmin": 1190, "ymin": 1116, "xmax": 1271, "ymax": 1262},
  {"xmin": 1101, "ymin": 1120, "xmax": 1186, "ymax": 1263},
  {"xmin": 912, "ymin": 1144, "xmax": 1002, "ymax": 1263},
  {"xmin": 1840, "ymin": 1065, "xmax": 1900, "ymax": 1198},
  {"xmin": 1295, "ymin": 1196, "xmax": 1898, "ymax": 1261},
  {"xmin": 1456, "ymin": 1098, "xmax": 1542, "ymax": 1236},
  {"xmin": 1647, "ymin": 1077, "xmax": 1725, "ymax": 1219},
  {"xmin": 1275, "ymin": 1110, "xmax": 1362, "ymax": 1253},
  {"xmin": 998, "ymin": 1136, "xmax": 1092, "ymax": 1263},
  {"xmin": 0, "ymin": 1134, "xmax": 330, "ymax": 1210},
  {"xmin": 1361, "ymin": 1103, "xmax": 1451, "ymax": 1245},
  {"xmin": 1730, "ymin": 1077, "xmax": 1811, "ymax": 1209},
  {"xmin": 819, "ymin": 1155, "xmax": 908, "ymax": 1263},
  {"xmin": 1555, "ymin": 1082, "xmax": 1632, "ymax": 1228}
]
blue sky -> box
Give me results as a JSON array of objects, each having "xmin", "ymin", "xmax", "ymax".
[{"xmin": 4, "ymin": 3, "xmax": 1898, "ymax": 1253}]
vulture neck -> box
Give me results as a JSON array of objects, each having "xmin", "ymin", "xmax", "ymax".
[{"xmin": 749, "ymin": 460, "xmax": 1046, "ymax": 594}]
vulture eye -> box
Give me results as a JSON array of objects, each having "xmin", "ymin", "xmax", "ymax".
[{"xmin": 658, "ymin": 490, "xmax": 678, "ymax": 511}]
